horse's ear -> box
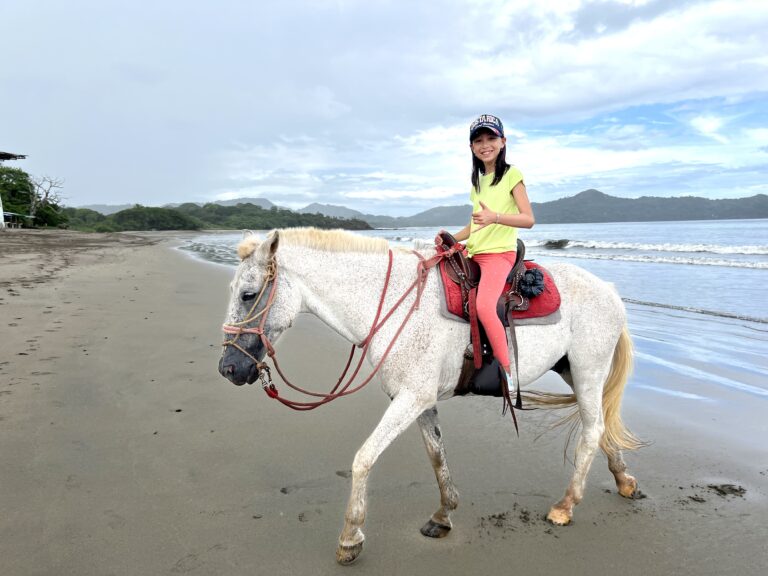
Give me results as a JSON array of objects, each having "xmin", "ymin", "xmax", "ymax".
[
  {"xmin": 241, "ymin": 229, "xmax": 255, "ymax": 239},
  {"xmin": 266, "ymin": 230, "xmax": 279, "ymax": 255},
  {"xmin": 253, "ymin": 230, "xmax": 280, "ymax": 260}
]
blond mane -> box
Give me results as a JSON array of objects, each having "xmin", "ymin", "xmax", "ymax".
[{"xmin": 237, "ymin": 227, "xmax": 390, "ymax": 259}]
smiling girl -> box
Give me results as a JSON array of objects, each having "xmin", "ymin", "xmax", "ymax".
[{"xmin": 448, "ymin": 114, "xmax": 535, "ymax": 395}]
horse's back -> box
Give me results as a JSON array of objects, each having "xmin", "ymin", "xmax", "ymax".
[
  {"xmin": 545, "ymin": 261, "xmax": 624, "ymax": 313},
  {"xmin": 544, "ymin": 261, "xmax": 627, "ymax": 369}
]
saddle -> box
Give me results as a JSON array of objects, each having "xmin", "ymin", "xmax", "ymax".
[
  {"xmin": 437, "ymin": 232, "xmax": 529, "ymax": 316},
  {"xmin": 435, "ymin": 232, "xmax": 555, "ymax": 416}
]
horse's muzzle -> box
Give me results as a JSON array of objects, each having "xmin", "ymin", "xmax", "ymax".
[{"xmin": 218, "ymin": 343, "xmax": 263, "ymax": 386}]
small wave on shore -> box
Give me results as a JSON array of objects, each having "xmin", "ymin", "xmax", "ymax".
[
  {"xmin": 623, "ymin": 298, "xmax": 768, "ymax": 324},
  {"xmin": 541, "ymin": 250, "xmax": 767, "ymax": 269},
  {"xmin": 179, "ymin": 240, "xmax": 240, "ymax": 266},
  {"xmin": 533, "ymin": 238, "xmax": 768, "ymax": 255}
]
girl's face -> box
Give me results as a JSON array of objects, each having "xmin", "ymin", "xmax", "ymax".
[{"xmin": 471, "ymin": 132, "xmax": 506, "ymax": 167}]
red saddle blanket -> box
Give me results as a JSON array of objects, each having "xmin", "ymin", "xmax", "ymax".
[{"xmin": 439, "ymin": 259, "xmax": 561, "ymax": 321}]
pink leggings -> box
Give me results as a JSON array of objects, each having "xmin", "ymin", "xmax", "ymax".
[{"xmin": 471, "ymin": 251, "xmax": 517, "ymax": 369}]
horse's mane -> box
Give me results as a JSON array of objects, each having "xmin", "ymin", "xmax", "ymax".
[{"xmin": 238, "ymin": 227, "xmax": 390, "ymax": 259}]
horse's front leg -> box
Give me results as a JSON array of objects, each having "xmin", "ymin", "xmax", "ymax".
[
  {"xmin": 337, "ymin": 390, "xmax": 428, "ymax": 565},
  {"xmin": 417, "ymin": 407, "xmax": 459, "ymax": 538}
]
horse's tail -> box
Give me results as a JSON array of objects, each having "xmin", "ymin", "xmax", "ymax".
[
  {"xmin": 523, "ymin": 325, "xmax": 645, "ymax": 452},
  {"xmin": 600, "ymin": 326, "xmax": 645, "ymax": 452}
]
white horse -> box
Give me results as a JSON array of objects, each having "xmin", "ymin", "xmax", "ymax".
[{"xmin": 218, "ymin": 228, "xmax": 643, "ymax": 565}]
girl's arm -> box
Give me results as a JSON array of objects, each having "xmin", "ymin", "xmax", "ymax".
[
  {"xmin": 473, "ymin": 182, "xmax": 535, "ymax": 229},
  {"xmin": 452, "ymin": 222, "xmax": 471, "ymax": 241},
  {"xmin": 506, "ymin": 181, "xmax": 535, "ymax": 228}
]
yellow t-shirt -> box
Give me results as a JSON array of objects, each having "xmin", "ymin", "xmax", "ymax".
[{"xmin": 466, "ymin": 166, "xmax": 524, "ymax": 256}]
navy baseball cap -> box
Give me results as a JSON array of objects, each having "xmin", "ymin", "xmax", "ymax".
[{"xmin": 469, "ymin": 114, "xmax": 504, "ymax": 141}]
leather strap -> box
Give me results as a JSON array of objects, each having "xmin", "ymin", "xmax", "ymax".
[
  {"xmin": 468, "ymin": 287, "xmax": 482, "ymax": 369},
  {"xmin": 505, "ymin": 307, "xmax": 524, "ymax": 411}
]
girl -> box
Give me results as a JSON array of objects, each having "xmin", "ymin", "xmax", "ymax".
[{"xmin": 447, "ymin": 114, "xmax": 535, "ymax": 395}]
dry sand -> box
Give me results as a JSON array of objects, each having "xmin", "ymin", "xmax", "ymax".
[{"xmin": 1, "ymin": 229, "xmax": 766, "ymax": 576}]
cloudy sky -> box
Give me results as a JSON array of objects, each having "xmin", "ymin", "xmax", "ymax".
[{"xmin": 2, "ymin": 0, "xmax": 767, "ymax": 215}]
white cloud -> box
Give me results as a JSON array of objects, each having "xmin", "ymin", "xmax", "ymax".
[
  {"xmin": 446, "ymin": 0, "xmax": 768, "ymax": 117},
  {"xmin": 742, "ymin": 128, "xmax": 768, "ymax": 146},
  {"xmin": 690, "ymin": 115, "xmax": 728, "ymax": 143}
]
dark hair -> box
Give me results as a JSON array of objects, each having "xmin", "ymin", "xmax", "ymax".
[{"xmin": 470, "ymin": 130, "xmax": 510, "ymax": 192}]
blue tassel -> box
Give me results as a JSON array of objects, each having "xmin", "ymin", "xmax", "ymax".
[{"xmin": 518, "ymin": 268, "xmax": 545, "ymax": 298}]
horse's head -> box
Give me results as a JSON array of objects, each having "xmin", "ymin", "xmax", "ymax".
[{"xmin": 218, "ymin": 230, "xmax": 302, "ymax": 386}]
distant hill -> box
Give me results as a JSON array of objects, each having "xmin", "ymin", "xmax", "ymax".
[
  {"xmin": 74, "ymin": 190, "xmax": 768, "ymax": 225},
  {"xmin": 297, "ymin": 203, "xmax": 362, "ymax": 219},
  {"xmin": 210, "ymin": 197, "xmax": 275, "ymax": 209},
  {"xmin": 300, "ymin": 191, "xmax": 768, "ymax": 225},
  {"xmin": 531, "ymin": 190, "xmax": 768, "ymax": 223},
  {"xmin": 75, "ymin": 197, "xmax": 276, "ymax": 214},
  {"xmin": 299, "ymin": 203, "xmax": 470, "ymax": 227},
  {"xmin": 76, "ymin": 203, "xmax": 135, "ymax": 215}
]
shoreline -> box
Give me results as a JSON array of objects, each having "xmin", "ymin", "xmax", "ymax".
[{"xmin": 1, "ymin": 229, "xmax": 766, "ymax": 575}]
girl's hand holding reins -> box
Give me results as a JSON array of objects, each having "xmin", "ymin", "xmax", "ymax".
[{"xmin": 472, "ymin": 201, "xmax": 499, "ymax": 229}]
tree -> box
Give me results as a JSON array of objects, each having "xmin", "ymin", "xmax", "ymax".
[
  {"xmin": 0, "ymin": 168, "xmax": 67, "ymax": 227},
  {"xmin": 0, "ymin": 166, "xmax": 34, "ymax": 215},
  {"xmin": 30, "ymin": 175, "xmax": 66, "ymax": 226}
]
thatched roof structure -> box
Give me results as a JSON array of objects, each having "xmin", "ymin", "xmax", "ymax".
[{"xmin": 0, "ymin": 151, "xmax": 27, "ymax": 162}]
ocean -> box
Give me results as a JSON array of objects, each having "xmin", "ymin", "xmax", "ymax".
[{"xmin": 181, "ymin": 219, "xmax": 768, "ymax": 413}]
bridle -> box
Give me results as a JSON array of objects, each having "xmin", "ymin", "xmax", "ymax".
[
  {"xmin": 221, "ymin": 246, "xmax": 458, "ymax": 411},
  {"xmin": 221, "ymin": 256, "xmax": 279, "ymax": 387}
]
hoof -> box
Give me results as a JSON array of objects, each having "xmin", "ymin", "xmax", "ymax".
[
  {"xmin": 420, "ymin": 519, "xmax": 452, "ymax": 538},
  {"xmin": 546, "ymin": 507, "xmax": 572, "ymax": 526},
  {"xmin": 618, "ymin": 475, "xmax": 641, "ymax": 499},
  {"xmin": 336, "ymin": 542, "xmax": 364, "ymax": 566}
]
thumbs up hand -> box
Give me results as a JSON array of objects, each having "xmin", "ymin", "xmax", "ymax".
[{"xmin": 472, "ymin": 201, "xmax": 498, "ymax": 229}]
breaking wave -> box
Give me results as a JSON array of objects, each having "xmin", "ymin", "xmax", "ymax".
[{"xmin": 533, "ymin": 238, "xmax": 768, "ymax": 255}]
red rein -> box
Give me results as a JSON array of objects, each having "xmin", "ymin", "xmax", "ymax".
[{"xmin": 222, "ymin": 247, "xmax": 455, "ymax": 410}]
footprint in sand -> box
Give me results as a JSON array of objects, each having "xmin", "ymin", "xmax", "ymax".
[
  {"xmin": 104, "ymin": 509, "xmax": 127, "ymax": 529},
  {"xmin": 707, "ymin": 483, "xmax": 746, "ymax": 498},
  {"xmin": 298, "ymin": 509, "xmax": 323, "ymax": 523}
]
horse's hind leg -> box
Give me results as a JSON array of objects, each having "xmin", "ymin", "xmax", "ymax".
[
  {"xmin": 337, "ymin": 390, "xmax": 428, "ymax": 565},
  {"xmin": 417, "ymin": 407, "xmax": 458, "ymax": 538},
  {"xmin": 547, "ymin": 367, "xmax": 607, "ymax": 526},
  {"xmin": 605, "ymin": 448, "xmax": 640, "ymax": 499},
  {"xmin": 554, "ymin": 364, "xmax": 639, "ymax": 500}
]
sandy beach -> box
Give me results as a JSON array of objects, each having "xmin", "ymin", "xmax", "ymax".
[{"xmin": 1, "ymin": 229, "xmax": 766, "ymax": 576}]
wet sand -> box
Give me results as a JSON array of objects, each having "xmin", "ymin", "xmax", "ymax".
[{"xmin": 1, "ymin": 229, "xmax": 766, "ymax": 575}]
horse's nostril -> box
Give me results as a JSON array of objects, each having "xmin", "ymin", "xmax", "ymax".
[{"xmin": 225, "ymin": 364, "xmax": 234, "ymax": 374}]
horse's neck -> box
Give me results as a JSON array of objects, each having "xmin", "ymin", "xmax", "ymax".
[{"xmin": 282, "ymin": 246, "xmax": 403, "ymax": 344}]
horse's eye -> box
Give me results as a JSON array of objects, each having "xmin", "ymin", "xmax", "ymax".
[{"xmin": 241, "ymin": 291, "xmax": 257, "ymax": 302}]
